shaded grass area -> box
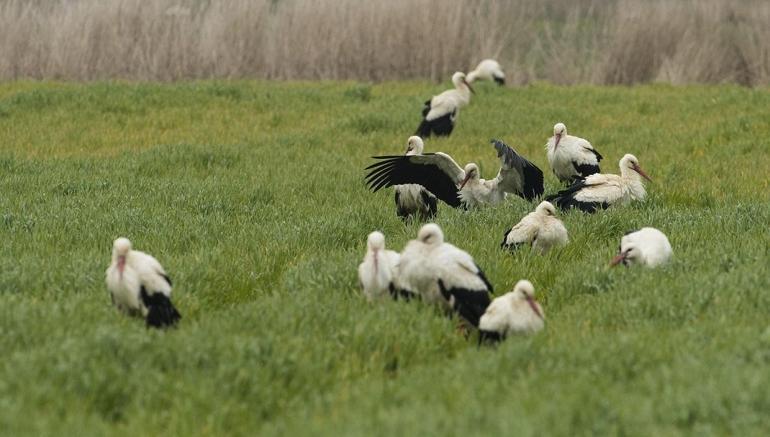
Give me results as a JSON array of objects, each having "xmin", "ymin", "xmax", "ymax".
[{"xmin": 0, "ymin": 81, "xmax": 768, "ymax": 435}]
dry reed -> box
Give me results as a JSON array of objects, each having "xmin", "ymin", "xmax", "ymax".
[{"xmin": 0, "ymin": 0, "xmax": 767, "ymax": 85}]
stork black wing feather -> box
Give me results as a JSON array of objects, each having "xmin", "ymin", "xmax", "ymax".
[
  {"xmin": 587, "ymin": 147, "xmax": 604, "ymax": 161},
  {"xmin": 573, "ymin": 162, "xmax": 601, "ymax": 179},
  {"xmin": 439, "ymin": 280, "xmax": 492, "ymax": 328},
  {"xmin": 545, "ymin": 179, "xmax": 609, "ymax": 213},
  {"xmin": 364, "ymin": 155, "xmax": 462, "ymax": 208},
  {"xmin": 491, "ymin": 139, "xmax": 545, "ymax": 200},
  {"xmin": 544, "ymin": 179, "xmax": 590, "ymax": 201}
]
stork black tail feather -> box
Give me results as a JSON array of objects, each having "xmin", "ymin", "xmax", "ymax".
[
  {"xmin": 421, "ymin": 100, "xmax": 431, "ymax": 117},
  {"xmin": 415, "ymin": 119, "xmax": 433, "ymax": 138},
  {"xmin": 502, "ymin": 241, "xmax": 526, "ymax": 251},
  {"xmin": 501, "ymin": 228, "xmax": 513, "ymax": 249},
  {"xmin": 389, "ymin": 283, "xmax": 417, "ymax": 301},
  {"xmin": 140, "ymin": 287, "xmax": 181, "ymax": 329},
  {"xmin": 479, "ymin": 330, "xmax": 505, "ymax": 345}
]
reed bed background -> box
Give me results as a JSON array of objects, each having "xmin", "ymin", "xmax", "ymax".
[{"xmin": 0, "ymin": 0, "xmax": 768, "ymax": 85}]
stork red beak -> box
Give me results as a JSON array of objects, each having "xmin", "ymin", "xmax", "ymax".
[
  {"xmin": 610, "ymin": 253, "xmax": 625, "ymax": 267},
  {"xmin": 463, "ymin": 78, "xmax": 475, "ymax": 94},
  {"xmin": 633, "ymin": 164, "xmax": 652, "ymax": 182},
  {"xmin": 459, "ymin": 173, "xmax": 472, "ymax": 189},
  {"xmin": 525, "ymin": 294, "xmax": 543, "ymax": 319},
  {"xmin": 117, "ymin": 255, "xmax": 126, "ymax": 276},
  {"xmin": 554, "ymin": 133, "xmax": 562, "ymax": 150}
]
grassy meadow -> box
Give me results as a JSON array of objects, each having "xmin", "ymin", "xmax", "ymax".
[{"xmin": 0, "ymin": 80, "xmax": 769, "ymax": 435}]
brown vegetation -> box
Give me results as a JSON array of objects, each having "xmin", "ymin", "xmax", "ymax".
[{"xmin": 0, "ymin": 0, "xmax": 767, "ymax": 85}]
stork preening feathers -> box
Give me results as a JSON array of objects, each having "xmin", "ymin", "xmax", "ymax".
[
  {"xmin": 398, "ymin": 224, "xmax": 493, "ymax": 323},
  {"xmin": 546, "ymin": 123, "xmax": 604, "ymax": 184},
  {"xmin": 467, "ymin": 59, "xmax": 506, "ymax": 86},
  {"xmin": 502, "ymin": 201, "xmax": 568, "ymax": 254},
  {"xmin": 358, "ymin": 231, "xmax": 403, "ymax": 301},
  {"xmin": 105, "ymin": 238, "xmax": 181, "ymax": 328},
  {"xmin": 416, "ymin": 72, "xmax": 474, "ymax": 137},
  {"xmin": 611, "ymin": 227, "xmax": 673, "ymax": 268},
  {"xmin": 546, "ymin": 154, "xmax": 651, "ymax": 213},
  {"xmin": 365, "ymin": 138, "xmax": 544, "ymax": 214}
]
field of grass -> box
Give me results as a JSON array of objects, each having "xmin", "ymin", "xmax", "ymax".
[{"xmin": 0, "ymin": 80, "xmax": 769, "ymax": 436}]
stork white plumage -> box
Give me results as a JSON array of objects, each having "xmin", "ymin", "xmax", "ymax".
[
  {"xmin": 479, "ymin": 280, "xmax": 544, "ymax": 342},
  {"xmin": 546, "ymin": 154, "xmax": 651, "ymax": 213},
  {"xmin": 415, "ymin": 72, "xmax": 474, "ymax": 137},
  {"xmin": 393, "ymin": 136, "xmax": 438, "ymax": 220},
  {"xmin": 611, "ymin": 227, "xmax": 673, "ymax": 268},
  {"xmin": 366, "ymin": 139, "xmax": 544, "ymax": 212},
  {"xmin": 397, "ymin": 224, "xmax": 493, "ymax": 323},
  {"xmin": 358, "ymin": 231, "xmax": 403, "ymax": 301},
  {"xmin": 105, "ymin": 238, "xmax": 181, "ymax": 328},
  {"xmin": 467, "ymin": 59, "xmax": 506, "ymax": 85},
  {"xmin": 546, "ymin": 122, "xmax": 603, "ymax": 184},
  {"xmin": 502, "ymin": 201, "xmax": 568, "ymax": 254}
]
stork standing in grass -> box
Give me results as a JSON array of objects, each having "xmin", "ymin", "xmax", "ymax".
[
  {"xmin": 392, "ymin": 136, "xmax": 438, "ymax": 220},
  {"xmin": 415, "ymin": 72, "xmax": 474, "ymax": 137},
  {"xmin": 546, "ymin": 154, "xmax": 651, "ymax": 213},
  {"xmin": 478, "ymin": 280, "xmax": 544, "ymax": 342},
  {"xmin": 467, "ymin": 59, "xmax": 506, "ymax": 85},
  {"xmin": 611, "ymin": 227, "xmax": 673, "ymax": 268},
  {"xmin": 398, "ymin": 224, "xmax": 493, "ymax": 321},
  {"xmin": 106, "ymin": 238, "xmax": 181, "ymax": 328},
  {"xmin": 358, "ymin": 231, "xmax": 404, "ymax": 301},
  {"xmin": 502, "ymin": 201, "xmax": 568, "ymax": 254},
  {"xmin": 546, "ymin": 123, "xmax": 603, "ymax": 184},
  {"xmin": 366, "ymin": 139, "xmax": 543, "ymax": 213}
]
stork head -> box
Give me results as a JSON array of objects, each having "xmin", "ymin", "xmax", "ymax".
[
  {"xmin": 610, "ymin": 243, "xmax": 641, "ymax": 267},
  {"xmin": 620, "ymin": 154, "xmax": 652, "ymax": 182},
  {"xmin": 513, "ymin": 280, "xmax": 536, "ymax": 299},
  {"xmin": 367, "ymin": 231, "xmax": 385, "ymax": 251},
  {"xmin": 405, "ymin": 136, "xmax": 424, "ymax": 155},
  {"xmin": 459, "ymin": 163, "xmax": 479, "ymax": 189},
  {"xmin": 452, "ymin": 71, "xmax": 475, "ymax": 95},
  {"xmin": 112, "ymin": 237, "xmax": 132, "ymax": 276},
  {"xmin": 417, "ymin": 223, "xmax": 444, "ymax": 245},
  {"xmin": 535, "ymin": 201, "xmax": 557, "ymax": 216},
  {"xmin": 512, "ymin": 280, "xmax": 543, "ymax": 319},
  {"xmin": 553, "ymin": 123, "xmax": 566, "ymax": 149}
]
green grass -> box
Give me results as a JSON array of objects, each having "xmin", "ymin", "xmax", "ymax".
[{"xmin": 1, "ymin": 80, "xmax": 769, "ymax": 436}]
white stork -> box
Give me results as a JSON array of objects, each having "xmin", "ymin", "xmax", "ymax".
[
  {"xmin": 358, "ymin": 231, "xmax": 403, "ymax": 301},
  {"xmin": 366, "ymin": 139, "xmax": 544, "ymax": 212},
  {"xmin": 415, "ymin": 72, "xmax": 474, "ymax": 137},
  {"xmin": 397, "ymin": 224, "xmax": 493, "ymax": 323},
  {"xmin": 105, "ymin": 237, "xmax": 181, "ymax": 328},
  {"xmin": 502, "ymin": 201, "xmax": 568, "ymax": 254},
  {"xmin": 392, "ymin": 136, "xmax": 438, "ymax": 220},
  {"xmin": 611, "ymin": 227, "xmax": 673, "ymax": 268},
  {"xmin": 546, "ymin": 154, "xmax": 651, "ymax": 213},
  {"xmin": 478, "ymin": 280, "xmax": 544, "ymax": 342},
  {"xmin": 546, "ymin": 122, "xmax": 603, "ymax": 184},
  {"xmin": 467, "ymin": 59, "xmax": 506, "ymax": 85}
]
